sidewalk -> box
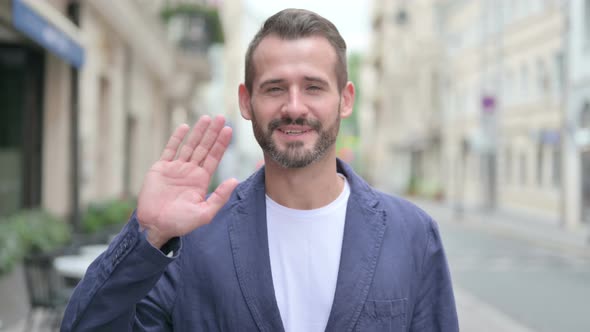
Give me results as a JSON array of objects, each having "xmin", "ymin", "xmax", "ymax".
[
  {"xmin": 454, "ymin": 286, "xmax": 536, "ymax": 332},
  {"xmin": 410, "ymin": 198, "xmax": 590, "ymax": 258},
  {"xmin": 3, "ymin": 198, "xmax": 585, "ymax": 332}
]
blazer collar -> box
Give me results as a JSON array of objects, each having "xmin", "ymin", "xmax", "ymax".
[
  {"xmin": 229, "ymin": 160, "xmax": 387, "ymax": 331},
  {"xmin": 229, "ymin": 168, "xmax": 284, "ymax": 332},
  {"xmin": 325, "ymin": 160, "xmax": 387, "ymax": 331}
]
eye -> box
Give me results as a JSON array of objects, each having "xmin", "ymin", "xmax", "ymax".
[
  {"xmin": 307, "ymin": 85, "xmax": 321, "ymax": 91},
  {"xmin": 265, "ymin": 86, "xmax": 283, "ymax": 93}
]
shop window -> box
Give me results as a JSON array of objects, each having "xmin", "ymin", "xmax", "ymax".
[{"xmin": 0, "ymin": 46, "xmax": 44, "ymax": 216}]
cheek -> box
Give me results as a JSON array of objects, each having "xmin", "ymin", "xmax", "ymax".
[{"xmin": 252, "ymin": 97, "xmax": 283, "ymax": 113}]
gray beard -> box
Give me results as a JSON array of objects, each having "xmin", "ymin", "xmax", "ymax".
[{"xmin": 250, "ymin": 104, "xmax": 341, "ymax": 168}]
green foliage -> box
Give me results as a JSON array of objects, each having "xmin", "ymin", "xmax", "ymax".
[
  {"xmin": 81, "ymin": 199, "xmax": 135, "ymax": 234},
  {"xmin": 406, "ymin": 176, "xmax": 419, "ymax": 196},
  {"xmin": 406, "ymin": 176, "xmax": 444, "ymax": 200},
  {"xmin": 160, "ymin": 4, "xmax": 224, "ymax": 44},
  {"xmin": 0, "ymin": 221, "xmax": 23, "ymax": 276},
  {"xmin": 0, "ymin": 209, "xmax": 71, "ymax": 276}
]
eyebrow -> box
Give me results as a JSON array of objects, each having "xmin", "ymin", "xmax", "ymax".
[
  {"xmin": 303, "ymin": 76, "xmax": 329, "ymax": 86},
  {"xmin": 258, "ymin": 76, "xmax": 330, "ymax": 90},
  {"xmin": 259, "ymin": 79, "xmax": 285, "ymax": 90}
]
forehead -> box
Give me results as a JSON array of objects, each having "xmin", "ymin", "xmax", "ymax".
[{"xmin": 251, "ymin": 35, "xmax": 339, "ymax": 85}]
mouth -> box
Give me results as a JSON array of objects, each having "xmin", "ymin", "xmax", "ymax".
[{"xmin": 278, "ymin": 128, "xmax": 312, "ymax": 135}]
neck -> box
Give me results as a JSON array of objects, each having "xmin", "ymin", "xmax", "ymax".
[{"xmin": 263, "ymin": 154, "xmax": 344, "ymax": 210}]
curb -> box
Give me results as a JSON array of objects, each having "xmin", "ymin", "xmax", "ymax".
[{"xmin": 410, "ymin": 198, "xmax": 590, "ymax": 259}]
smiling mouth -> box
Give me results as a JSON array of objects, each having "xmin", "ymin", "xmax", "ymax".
[{"xmin": 278, "ymin": 129, "xmax": 310, "ymax": 135}]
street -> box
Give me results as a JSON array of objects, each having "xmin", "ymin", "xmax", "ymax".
[
  {"xmin": 429, "ymin": 206, "xmax": 590, "ymax": 332},
  {"xmin": 3, "ymin": 201, "xmax": 590, "ymax": 332}
]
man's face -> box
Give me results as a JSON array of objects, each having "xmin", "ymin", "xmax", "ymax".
[
  {"xmin": 241, "ymin": 35, "xmax": 353, "ymax": 168},
  {"xmin": 250, "ymin": 100, "xmax": 341, "ymax": 168}
]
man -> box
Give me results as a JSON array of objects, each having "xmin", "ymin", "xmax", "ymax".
[{"xmin": 61, "ymin": 8, "xmax": 458, "ymax": 332}]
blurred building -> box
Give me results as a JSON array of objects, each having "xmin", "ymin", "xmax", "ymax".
[
  {"xmin": 363, "ymin": 0, "xmax": 590, "ymax": 230},
  {"xmin": 361, "ymin": 0, "xmax": 444, "ymax": 196},
  {"xmin": 438, "ymin": 0, "xmax": 566, "ymax": 222},
  {"xmin": 0, "ymin": 0, "xmax": 212, "ymax": 224},
  {"xmin": 218, "ymin": 0, "xmax": 264, "ymax": 181},
  {"xmin": 564, "ymin": 0, "xmax": 590, "ymax": 229},
  {"xmin": 0, "ymin": 0, "xmax": 85, "ymax": 219}
]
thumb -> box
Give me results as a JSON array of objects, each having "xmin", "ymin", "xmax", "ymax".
[{"xmin": 202, "ymin": 178, "xmax": 239, "ymax": 219}]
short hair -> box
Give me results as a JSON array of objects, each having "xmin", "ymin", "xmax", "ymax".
[{"xmin": 244, "ymin": 8, "xmax": 348, "ymax": 94}]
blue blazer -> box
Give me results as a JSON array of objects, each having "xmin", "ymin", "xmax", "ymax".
[{"xmin": 61, "ymin": 160, "xmax": 458, "ymax": 331}]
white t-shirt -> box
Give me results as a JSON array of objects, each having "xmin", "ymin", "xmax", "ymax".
[{"xmin": 266, "ymin": 175, "xmax": 350, "ymax": 332}]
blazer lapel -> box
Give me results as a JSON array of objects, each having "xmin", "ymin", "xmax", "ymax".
[
  {"xmin": 325, "ymin": 162, "xmax": 388, "ymax": 331},
  {"xmin": 228, "ymin": 169, "xmax": 284, "ymax": 332}
]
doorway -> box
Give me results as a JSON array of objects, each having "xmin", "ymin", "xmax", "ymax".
[{"xmin": 0, "ymin": 44, "xmax": 44, "ymax": 216}]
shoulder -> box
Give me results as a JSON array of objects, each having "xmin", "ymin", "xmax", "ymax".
[
  {"xmin": 339, "ymin": 159, "xmax": 438, "ymax": 237},
  {"xmin": 375, "ymin": 190, "xmax": 436, "ymax": 227},
  {"xmin": 364, "ymin": 188, "xmax": 440, "ymax": 247}
]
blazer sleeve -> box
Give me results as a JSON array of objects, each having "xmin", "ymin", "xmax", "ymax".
[
  {"xmin": 409, "ymin": 218, "xmax": 459, "ymax": 332},
  {"xmin": 60, "ymin": 212, "xmax": 181, "ymax": 332}
]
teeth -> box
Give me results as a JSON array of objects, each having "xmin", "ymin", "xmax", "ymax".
[{"xmin": 284, "ymin": 130, "xmax": 304, "ymax": 135}]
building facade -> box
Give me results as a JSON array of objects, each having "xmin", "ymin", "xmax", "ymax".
[
  {"xmin": 439, "ymin": 0, "xmax": 566, "ymax": 221},
  {"xmin": 363, "ymin": 0, "xmax": 587, "ymax": 230},
  {"xmin": 0, "ymin": 0, "xmax": 85, "ymax": 220},
  {"xmin": 361, "ymin": 0, "xmax": 445, "ymax": 197},
  {"xmin": 0, "ymin": 0, "xmax": 210, "ymax": 223},
  {"xmin": 564, "ymin": 0, "xmax": 590, "ymax": 229}
]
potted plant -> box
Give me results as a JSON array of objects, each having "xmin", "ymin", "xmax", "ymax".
[
  {"xmin": 0, "ymin": 209, "xmax": 73, "ymax": 329},
  {"xmin": 79, "ymin": 198, "xmax": 135, "ymax": 243},
  {"xmin": 0, "ymin": 209, "xmax": 71, "ymax": 277}
]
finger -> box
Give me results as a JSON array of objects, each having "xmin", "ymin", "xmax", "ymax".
[
  {"xmin": 201, "ymin": 178, "xmax": 239, "ymax": 221},
  {"xmin": 177, "ymin": 115, "xmax": 212, "ymax": 162},
  {"xmin": 202, "ymin": 126, "xmax": 233, "ymax": 175},
  {"xmin": 190, "ymin": 115, "xmax": 226, "ymax": 164},
  {"xmin": 160, "ymin": 124, "xmax": 190, "ymax": 161}
]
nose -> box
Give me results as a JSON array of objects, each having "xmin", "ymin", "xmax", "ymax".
[{"xmin": 282, "ymin": 88, "xmax": 308, "ymax": 118}]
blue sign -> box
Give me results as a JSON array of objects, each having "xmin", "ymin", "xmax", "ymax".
[
  {"xmin": 540, "ymin": 130, "xmax": 560, "ymax": 145},
  {"xmin": 12, "ymin": 0, "xmax": 84, "ymax": 68}
]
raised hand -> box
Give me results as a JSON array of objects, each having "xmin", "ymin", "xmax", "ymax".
[{"xmin": 136, "ymin": 115, "xmax": 239, "ymax": 249}]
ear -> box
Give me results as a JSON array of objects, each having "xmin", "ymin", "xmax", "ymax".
[
  {"xmin": 339, "ymin": 81, "xmax": 355, "ymax": 119},
  {"xmin": 238, "ymin": 84, "xmax": 252, "ymax": 120}
]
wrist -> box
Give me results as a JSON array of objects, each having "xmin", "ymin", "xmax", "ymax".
[{"xmin": 145, "ymin": 229, "xmax": 170, "ymax": 250}]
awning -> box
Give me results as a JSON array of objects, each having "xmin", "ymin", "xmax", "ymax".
[{"xmin": 12, "ymin": 0, "xmax": 84, "ymax": 68}]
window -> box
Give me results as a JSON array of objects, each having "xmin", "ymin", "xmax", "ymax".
[
  {"xmin": 581, "ymin": 102, "xmax": 590, "ymax": 129},
  {"xmin": 0, "ymin": 46, "xmax": 43, "ymax": 216},
  {"xmin": 537, "ymin": 143, "xmax": 544, "ymax": 186},
  {"xmin": 505, "ymin": 146, "xmax": 512, "ymax": 184},
  {"xmin": 584, "ymin": 0, "xmax": 590, "ymax": 47},
  {"xmin": 520, "ymin": 152, "xmax": 527, "ymax": 186},
  {"xmin": 504, "ymin": 70, "xmax": 513, "ymax": 103},
  {"xmin": 554, "ymin": 52, "xmax": 564, "ymax": 95},
  {"xmin": 536, "ymin": 58, "xmax": 549, "ymax": 97},
  {"xmin": 552, "ymin": 147, "xmax": 561, "ymax": 187},
  {"xmin": 521, "ymin": 64, "xmax": 529, "ymax": 101}
]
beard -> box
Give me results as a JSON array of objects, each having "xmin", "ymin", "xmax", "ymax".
[{"xmin": 250, "ymin": 103, "xmax": 341, "ymax": 168}]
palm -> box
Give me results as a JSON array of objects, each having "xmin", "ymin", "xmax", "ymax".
[
  {"xmin": 136, "ymin": 116, "xmax": 238, "ymax": 248},
  {"xmin": 140, "ymin": 161, "xmax": 210, "ymax": 231}
]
